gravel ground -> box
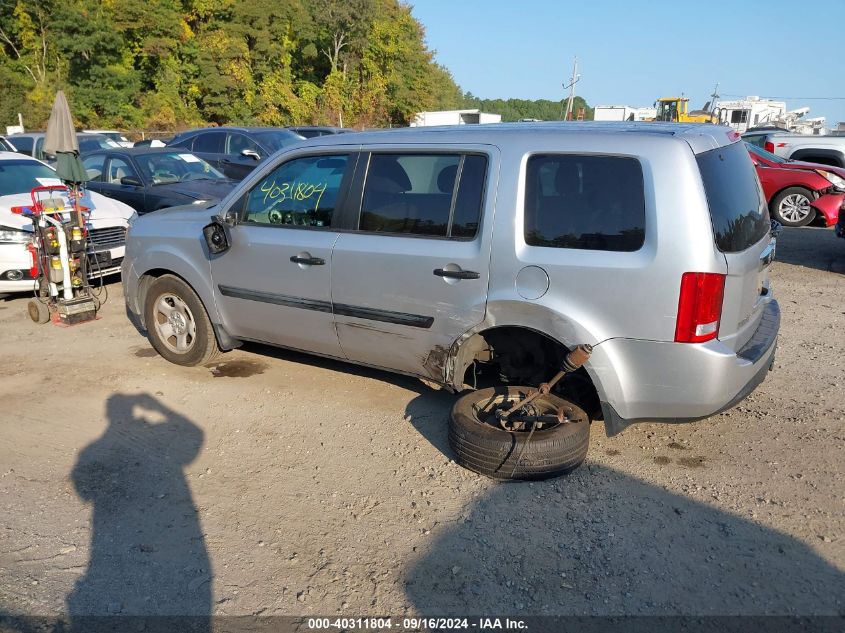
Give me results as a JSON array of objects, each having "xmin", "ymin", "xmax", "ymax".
[{"xmin": 0, "ymin": 226, "xmax": 842, "ymax": 620}]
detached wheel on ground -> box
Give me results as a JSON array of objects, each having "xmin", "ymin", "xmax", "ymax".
[
  {"xmin": 771, "ymin": 187, "xmax": 816, "ymax": 227},
  {"xmin": 27, "ymin": 299, "xmax": 50, "ymax": 324},
  {"xmin": 143, "ymin": 274, "xmax": 221, "ymax": 366},
  {"xmin": 448, "ymin": 386, "xmax": 590, "ymax": 481}
]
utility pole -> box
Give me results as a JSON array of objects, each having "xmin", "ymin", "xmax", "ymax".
[{"xmin": 562, "ymin": 56, "xmax": 580, "ymax": 121}]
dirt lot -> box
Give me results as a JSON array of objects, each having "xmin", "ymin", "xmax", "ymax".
[{"xmin": 0, "ymin": 226, "xmax": 843, "ymax": 620}]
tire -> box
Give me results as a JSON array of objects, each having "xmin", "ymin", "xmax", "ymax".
[
  {"xmin": 27, "ymin": 299, "xmax": 50, "ymax": 324},
  {"xmin": 143, "ymin": 274, "xmax": 221, "ymax": 366},
  {"xmin": 448, "ymin": 386, "xmax": 590, "ymax": 481},
  {"xmin": 771, "ymin": 187, "xmax": 816, "ymax": 227}
]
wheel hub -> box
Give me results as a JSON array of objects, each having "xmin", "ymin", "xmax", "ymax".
[{"xmin": 169, "ymin": 311, "xmax": 187, "ymax": 334}]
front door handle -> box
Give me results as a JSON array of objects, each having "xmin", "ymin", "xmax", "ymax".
[
  {"xmin": 290, "ymin": 255, "xmax": 325, "ymax": 266},
  {"xmin": 433, "ymin": 268, "xmax": 480, "ymax": 280}
]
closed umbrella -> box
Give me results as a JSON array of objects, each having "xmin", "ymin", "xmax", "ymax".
[{"xmin": 43, "ymin": 90, "xmax": 87, "ymax": 185}]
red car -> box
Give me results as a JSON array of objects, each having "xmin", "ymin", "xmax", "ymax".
[{"xmin": 746, "ymin": 142, "xmax": 845, "ymax": 227}]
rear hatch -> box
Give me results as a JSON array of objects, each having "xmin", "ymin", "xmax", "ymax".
[{"xmin": 696, "ymin": 141, "xmax": 775, "ymax": 353}]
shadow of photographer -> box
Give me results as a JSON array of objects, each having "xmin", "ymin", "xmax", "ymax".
[{"xmin": 64, "ymin": 393, "xmax": 211, "ymax": 631}]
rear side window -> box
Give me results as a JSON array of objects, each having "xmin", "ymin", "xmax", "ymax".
[
  {"xmin": 11, "ymin": 136, "xmax": 33, "ymax": 155},
  {"xmin": 192, "ymin": 132, "xmax": 225, "ymax": 154},
  {"xmin": 524, "ymin": 154, "xmax": 645, "ymax": 252},
  {"xmin": 360, "ymin": 153, "xmax": 487, "ymax": 238},
  {"xmin": 697, "ymin": 142, "xmax": 769, "ymax": 252}
]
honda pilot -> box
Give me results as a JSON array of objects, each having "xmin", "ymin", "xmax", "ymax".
[{"xmin": 122, "ymin": 123, "xmax": 779, "ymax": 479}]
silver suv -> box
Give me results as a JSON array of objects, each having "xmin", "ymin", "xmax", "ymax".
[{"xmin": 123, "ymin": 123, "xmax": 779, "ymax": 479}]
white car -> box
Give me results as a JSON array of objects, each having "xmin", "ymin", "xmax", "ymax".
[{"xmin": 0, "ymin": 152, "xmax": 135, "ymax": 295}]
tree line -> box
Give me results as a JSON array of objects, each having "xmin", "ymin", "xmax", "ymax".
[{"xmin": 0, "ymin": 0, "xmax": 591, "ymax": 135}]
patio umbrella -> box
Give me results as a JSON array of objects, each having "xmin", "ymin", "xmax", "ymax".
[{"xmin": 43, "ymin": 90, "xmax": 87, "ymax": 185}]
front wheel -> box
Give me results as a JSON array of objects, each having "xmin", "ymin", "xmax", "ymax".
[
  {"xmin": 771, "ymin": 187, "xmax": 816, "ymax": 227},
  {"xmin": 143, "ymin": 274, "xmax": 220, "ymax": 366},
  {"xmin": 448, "ymin": 386, "xmax": 590, "ymax": 481}
]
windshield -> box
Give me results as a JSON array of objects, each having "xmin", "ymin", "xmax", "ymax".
[
  {"xmin": 745, "ymin": 142, "xmax": 788, "ymax": 164},
  {"xmin": 0, "ymin": 159, "xmax": 58, "ymax": 196},
  {"xmin": 253, "ymin": 130, "xmax": 305, "ymax": 153},
  {"xmin": 134, "ymin": 152, "xmax": 227, "ymax": 185}
]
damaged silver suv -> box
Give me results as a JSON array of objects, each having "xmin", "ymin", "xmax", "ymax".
[{"xmin": 123, "ymin": 122, "xmax": 779, "ymax": 480}]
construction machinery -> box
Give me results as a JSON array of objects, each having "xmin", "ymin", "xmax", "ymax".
[{"xmin": 651, "ymin": 97, "xmax": 716, "ymax": 123}]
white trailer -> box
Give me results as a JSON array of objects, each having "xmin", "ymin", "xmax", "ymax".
[
  {"xmin": 714, "ymin": 96, "xmax": 786, "ymax": 133},
  {"xmin": 593, "ymin": 105, "xmax": 656, "ymax": 122},
  {"xmin": 410, "ymin": 109, "xmax": 502, "ymax": 127}
]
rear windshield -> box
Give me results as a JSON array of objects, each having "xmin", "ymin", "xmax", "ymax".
[{"xmin": 696, "ymin": 142, "xmax": 769, "ymax": 252}]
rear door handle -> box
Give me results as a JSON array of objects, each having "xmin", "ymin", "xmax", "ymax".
[
  {"xmin": 433, "ymin": 268, "xmax": 480, "ymax": 280},
  {"xmin": 290, "ymin": 255, "xmax": 325, "ymax": 266}
]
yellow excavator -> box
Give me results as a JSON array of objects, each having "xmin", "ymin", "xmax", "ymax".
[{"xmin": 651, "ymin": 97, "xmax": 716, "ymax": 123}]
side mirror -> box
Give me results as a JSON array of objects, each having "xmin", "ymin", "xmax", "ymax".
[
  {"xmin": 241, "ymin": 149, "xmax": 261, "ymax": 160},
  {"xmin": 203, "ymin": 220, "xmax": 231, "ymax": 255},
  {"xmin": 120, "ymin": 176, "xmax": 142, "ymax": 186}
]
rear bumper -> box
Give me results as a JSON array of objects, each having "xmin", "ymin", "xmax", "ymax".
[{"xmin": 592, "ymin": 299, "xmax": 780, "ymax": 436}]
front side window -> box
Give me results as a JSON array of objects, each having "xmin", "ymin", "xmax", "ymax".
[
  {"xmin": 83, "ymin": 154, "xmax": 106, "ymax": 182},
  {"xmin": 227, "ymin": 133, "xmax": 262, "ymax": 156},
  {"xmin": 359, "ymin": 153, "xmax": 487, "ymax": 238},
  {"xmin": 244, "ymin": 154, "xmax": 350, "ymax": 228},
  {"xmin": 106, "ymin": 157, "xmax": 139, "ymax": 184},
  {"xmin": 524, "ymin": 154, "xmax": 645, "ymax": 252}
]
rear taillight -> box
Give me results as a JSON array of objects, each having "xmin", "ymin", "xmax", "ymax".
[
  {"xmin": 764, "ymin": 141, "xmax": 775, "ymax": 153},
  {"xmin": 674, "ymin": 272, "xmax": 726, "ymax": 343}
]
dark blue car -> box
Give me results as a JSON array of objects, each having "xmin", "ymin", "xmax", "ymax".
[
  {"xmin": 82, "ymin": 148, "xmax": 238, "ymax": 214},
  {"xmin": 168, "ymin": 126, "xmax": 305, "ymax": 180}
]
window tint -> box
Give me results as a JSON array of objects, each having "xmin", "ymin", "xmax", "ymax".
[
  {"xmin": 192, "ymin": 132, "xmax": 225, "ymax": 154},
  {"xmin": 697, "ymin": 142, "xmax": 770, "ymax": 253},
  {"xmin": 106, "ymin": 157, "xmax": 139, "ymax": 184},
  {"xmin": 227, "ymin": 133, "xmax": 261, "ymax": 156},
  {"xmin": 360, "ymin": 153, "xmax": 486, "ymax": 238},
  {"xmin": 452, "ymin": 155, "xmax": 486, "ymax": 238},
  {"xmin": 524, "ymin": 154, "xmax": 645, "ymax": 252},
  {"xmin": 83, "ymin": 155, "xmax": 106, "ymax": 182},
  {"xmin": 12, "ymin": 136, "xmax": 33, "ymax": 155},
  {"xmin": 244, "ymin": 154, "xmax": 349, "ymax": 228}
]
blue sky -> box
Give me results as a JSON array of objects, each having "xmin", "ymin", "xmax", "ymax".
[{"xmin": 409, "ymin": 0, "xmax": 845, "ymax": 127}]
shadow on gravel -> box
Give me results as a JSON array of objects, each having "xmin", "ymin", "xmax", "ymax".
[
  {"xmin": 239, "ymin": 341, "xmax": 458, "ymax": 454},
  {"xmin": 61, "ymin": 394, "xmax": 211, "ymax": 631},
  {"xmin": 403, "ymin": 462, "xmax": 844, "ymax": 617},
  {"xmin": 774, "ymin": 226, "xmax": 845, "ymax": 274}
]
